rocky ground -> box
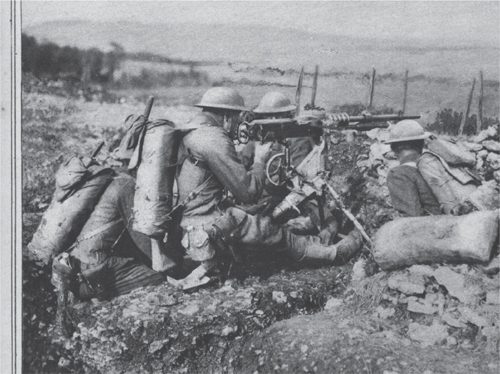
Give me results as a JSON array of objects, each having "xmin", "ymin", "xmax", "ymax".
[{"xmin": 22, "ymin": 82, "xmax": 500, "ymax": 373}]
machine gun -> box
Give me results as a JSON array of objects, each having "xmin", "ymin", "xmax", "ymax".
[
  {"xmin": 235, "ymin": 112, "xmax": 420, "ymax": 145},
  {"xmin": 234, "ymin": 112, "xmax": 420, "ymax": 188}
]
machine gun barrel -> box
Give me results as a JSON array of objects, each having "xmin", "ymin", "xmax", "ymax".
[
  {"xmin": 236, "ymin": 113, "xmax": 420, "ymax": 144},
  {"xmin": 345, "ymin": 114, "xmax": 420, "ymax": 123}
]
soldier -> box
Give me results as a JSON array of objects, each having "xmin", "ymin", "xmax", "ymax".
[
  {"xmin": 240, "ymin": 91, "xmax": 315, "ymax": 171},
  {"xmin": 175, "ymin": 87, "xmax": 362, "ymax": 287},
  {"xmin": 385, "ymin": 120, "xmax": 442, "ymax": 217},
  {"xmin": 237, "ymin": 91, "xmax": 317, "ymax": 216}
]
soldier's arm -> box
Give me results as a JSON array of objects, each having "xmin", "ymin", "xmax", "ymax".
[{"xmin": 205, "ymin": 132, "xmax": 266, "ymax": 204}]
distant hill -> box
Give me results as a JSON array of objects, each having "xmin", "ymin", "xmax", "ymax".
[{"xmin": 24, "ymin": 20, "xmax": 499, "ymax": 79}]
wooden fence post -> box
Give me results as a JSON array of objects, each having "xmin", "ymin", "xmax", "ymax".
[
  {"xmin": 311, "ymin": 65, "xmax": 319, "ymax": 108},
  {"xmin": 402, "ymin": 70, "xmax": 409, "ymax": 114},
  {"xmin": 368, "ymin": 68, "xmax": 376, "ymax": 109},
  {"xmin": 458, "ymin": 78, "xmax": 476, "ymax": 135},
  {"xmin": 477, "ymin": 71, "xmax": 484, "ymax": 134},
  {"xmin": 295, "ymin": 66, "xmax": 304, "ymax": 117}
]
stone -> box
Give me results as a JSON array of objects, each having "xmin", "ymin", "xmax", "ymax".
[
  {"xmin": 324, "ymin": 297, "xmax": 343, "ymax": 310},
  {"xmin": 442, "ymin": 313, "xmax": 467, "ymax": 328},
  {"xmin": 148, "ymin": 339, "xmax": 169, "ymax": 354},
  {"xmin": 407, "ymin": 321, "xmax": 448, "ymax": 347},
  {"xmin": 344, "ymin": 130, "xmax": 357, "ymax": 143},
  {"xmin": 486, "ymin": 152, "xmax": 500, "ymax": 170},
  {"xmin": 366, "ymin": 128, "xmax": 390, "ymax": 142},
  {"xmin": 272, "ymin": 291, "xmax": 287, "ymax": 304},
  {"xmin": 369, "ymin": 143, "xmax": 392, "ymax": 165},
  {"xmin": 388, "ymin": 272, "xmax": 426, "ymax": 295},
  {"xmin": 178, "ymin": 302, "xmax": 200, "ymax": 316},
  {"xmin": 494, "ymin": 171, "xmax": 500, "ymax": 184},
  {"xmin": 351, "ymin": 258, "xmax": 367, "ymax": 282},
  {"xmin": 376, "ymin": 306, "xmax": 395, "ymax": 319},
  {"xmin": 483, "ymin": 140, "xmax": 500, "ymax": 153},
  {"xmin": 471, "ymin": 126, "xmax": 498, "ymax": 143},
  {"xmin": 407, "ymin": 300, "xmax": 437, "ymax": 315},
  {"xmin": 408, "ymin": 265, "xmax": 435, "ymax": 278},
  {"xmin": 356, "ymin": 159, "xmax": 370, "ymax": 169},
  {"xmin": 468, "ymin": 180, "xmax": 500, "ymax": 211},
  {"xmin": 477, "ymin": 149, "xmax": 489, "ymax": 159},
  {"xmin": 458, "ymin": 307, "xmax": 491, "ymax": 327},
  {"xmin": 433, "ymin": 267, "xmax": 482, "ymax": 305},
  {"xmin": 462, "ymin": 141, "xmax": 483, "ymax": 152},
  {"xmin": 221, "ymin": 326, "xmax": 237, "ymax": 336},
  {"xmin": 446, "ymin": 336, "xmax": 458, "ymax": 345}
]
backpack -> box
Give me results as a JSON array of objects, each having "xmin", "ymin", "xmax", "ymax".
[
  {"xmin": 427, "ymin": 136, "xmax": 476, "ymax": 167},
  {"xmin": 122, "ymin": 118, "xmax": 194, "ymax": 239},
  {"xmin": 28, "ymin": 156, "xmax": 115, "ymax": 264}
]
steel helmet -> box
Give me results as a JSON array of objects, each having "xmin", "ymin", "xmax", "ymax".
[
  {"xmin": 253, "ymin": 91, "xmax": 297, "ymax": 114},
  {"xmin": 384, "ymin": 120, "xmax": 427, "ymax": 143},
  {"xmin": 195, "ymin": 87, "xmax": 247, "ymax": 111}
]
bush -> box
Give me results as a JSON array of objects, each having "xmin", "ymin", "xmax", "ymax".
[
  {"xmin": 426, "ymin": 108, "xmax": 499, "ymax": 136},
  {"xmin": 112, "ymin": 67, "xmax": 209, "ymax": 89},
  {"xmin": 22, "ymin": 33, "xmax": 124, "ymax": 84},
  {"xmin": 329, "ymin": 103, "xmax": 396, "ymax": 116}
]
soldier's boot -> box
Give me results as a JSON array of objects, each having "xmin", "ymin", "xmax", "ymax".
[
  {"xmin": 208, "ymin": 212, "xmax": 244, "ymax": 262},
  {"xmin": 285, "ymin": 230, "xmax": 337, "ymax": 262},
  {"xmin": 285, "ymin": 229, "xmax": 362, "ymax": 263},
  {"xmin": 334, "ymin": 230, "xmax": 363, "ymax": 264}
]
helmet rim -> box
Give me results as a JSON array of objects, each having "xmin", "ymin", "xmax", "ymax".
[{"xmin": 195, "ymin": 87, "xmax": 247, "ymax": 112}]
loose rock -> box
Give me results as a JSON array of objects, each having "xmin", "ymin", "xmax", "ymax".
[
  {"xmin": 407, "ymin": 300, "xmax": 437, "ymax": 315},
  {"xmin": 486, "ymin": 152, "xmax": 500, "ymax": 170},
  {"xmin": 388, "ymin": 272, "xmax": 425, "ymax": 295},
  {"xmin": 407, "ymin": 321, "xmax": 448, "ymax": 346},
  {"xmin": 483, "ymin": 140, "xmax": 500, "ymax": 153}
]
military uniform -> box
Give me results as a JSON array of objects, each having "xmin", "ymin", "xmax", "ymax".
[
  {"xmin": 417, "ymin": 151, "xmax": 480, "ymax": 215},
  {"xmin": 387, "ymin": 153, "xmax": 441, "ymax": 217}
]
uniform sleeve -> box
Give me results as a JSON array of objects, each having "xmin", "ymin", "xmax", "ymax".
[
  {"xmin": 238, "ymin": 142, "xmax": 255, "ymax": 170},
  {"xmin": 417, "ymin": 155, "xmax": 459, "ymax": 215},
  {"xmin": 203, "ymin": 133, "xmax": 266, "ymax": 204},
  {"xmin": 387, "ymin": 168, "xmax": 426, "ymax": 217},
  {"xmin": 289, "ymin": 137, "xmax": 314, "ymax": 167}
]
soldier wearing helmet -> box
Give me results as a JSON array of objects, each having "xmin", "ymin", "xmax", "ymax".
[
  {"xmin": 385, "ymin": 120, "xmax": 441, "ymax": 217},
  {"xmin": 240, "ymin": 91, "xmax": 315, "ymax": 171},
  {"xmin": 173, "ymin": 88, "xmax": 361, "ymax": 288}
]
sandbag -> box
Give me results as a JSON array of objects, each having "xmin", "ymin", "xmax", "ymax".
[
  {"xmin": 373, "ymin": 210, "xmax": 499, "ymax": 270},
  {"xmin": 70, "ymin": 173, "xmax": 135, "ymax": 265},
  {"xmin": 28, "ymin": 168, "xmax": 115, "ymax": 264},
  {"xmin": 132, "ymin": 120, "xmax": 192, "ymax": 239}
]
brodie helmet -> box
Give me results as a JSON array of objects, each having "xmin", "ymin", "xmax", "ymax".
[
  {"xmin": 253, "ymin": 91, "xmax": 296, "ymax": 114},
  {"xmin": 384, "ymin": 120, "xmax": 427, "ymax": 143},
  {"xmin": 195, "ymin": 87, "xmax": 247, "ymax": 111}
]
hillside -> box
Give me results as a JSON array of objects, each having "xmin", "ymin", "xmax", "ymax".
[{"xmin": 24, "ymin": 20, "xmax": 499, "ymax": 80}]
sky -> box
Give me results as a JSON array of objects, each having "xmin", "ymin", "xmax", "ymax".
[{"xmin": 22, "ymin": 1, "xmax": 499, "ymax": 47}]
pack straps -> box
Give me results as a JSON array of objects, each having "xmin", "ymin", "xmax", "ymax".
[
  {"xmin": 171, "ymin": 174, "xmax": 215, "ymax": 215},
  {"xmin": 67, "ymin": 218, "xmax": 123, "ymax": 252}
]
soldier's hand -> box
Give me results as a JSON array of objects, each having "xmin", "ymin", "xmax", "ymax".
[{"xmin": 254, "ymin": 142, "xmax": 273, "ymax": 165}]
